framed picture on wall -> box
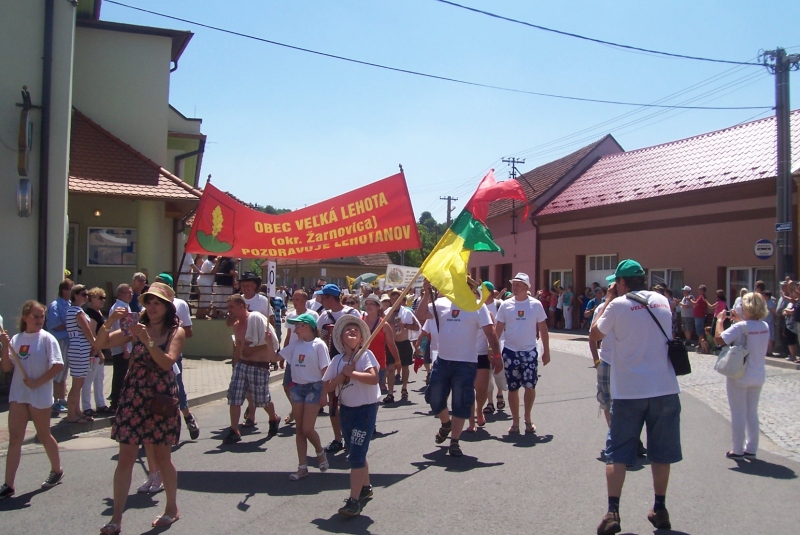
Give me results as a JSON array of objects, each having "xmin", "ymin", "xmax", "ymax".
[{"xmin": 87, "ymin": 227, "xmax": 137, "ymax": 267}]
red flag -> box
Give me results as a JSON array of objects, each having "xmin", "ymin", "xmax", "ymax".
[{"xmin": 462, "ymin": 170, "xmax": 528, "ymax": 225}]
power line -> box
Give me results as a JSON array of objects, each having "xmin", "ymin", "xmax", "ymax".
[
  {"xmin": 433, "ymin": 0, "xmax": 762, "ymax": 67},
  {"xmin": 104, "ymin": 0, "xmax": 770, "ymax": 110}
]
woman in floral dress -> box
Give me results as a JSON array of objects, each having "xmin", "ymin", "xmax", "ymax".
[{"xmin": 95, "ymin": 282, "xmax": 186, "ymax": 534}]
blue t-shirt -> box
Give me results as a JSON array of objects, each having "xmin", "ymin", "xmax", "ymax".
[{"xmin": 46, "ymin": 297, "xmax": 70, "ymax": 341}]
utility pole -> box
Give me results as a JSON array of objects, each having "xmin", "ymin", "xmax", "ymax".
[
  {"xmin": 762, "ymin": 48, "xmax": 800, "ymax": 280},
  {"xmin": 503, "ymin": 157, "xmax": 526, "ymax": 234},
  {"xmin": 440, "ymin": 195, "xmax": 458, "ymax": 227}
]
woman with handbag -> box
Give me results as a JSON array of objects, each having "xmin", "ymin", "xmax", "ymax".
[
  {"xmin": 95, "ymin": 282, "xmax": 185, "ymax": 533},
  {"xmin": 714, "ymin": 292, "xmax": 769, "ymax": 460}
]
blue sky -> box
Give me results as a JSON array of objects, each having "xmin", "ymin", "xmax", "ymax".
[{"xmin": 102, "ymin": 0, "xmax": 800, "ymax": 223}]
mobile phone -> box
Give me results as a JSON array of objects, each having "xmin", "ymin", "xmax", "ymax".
[{"xmin": 120, "ymin": 312, "xmax": 139, "ymax": 335}]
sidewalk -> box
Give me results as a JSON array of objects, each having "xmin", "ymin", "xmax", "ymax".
[
  {"xmin": 0, "ymin": 356, "xmax": 280, "ymax": 450},
  {"xmin": 547, "ymin": 329, "xmax": 800, "ymax": 462}
]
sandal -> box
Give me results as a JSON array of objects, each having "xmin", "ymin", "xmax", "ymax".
[
  {"xmin": 496, "ymin": 397, "xmax": 506, "ymax": 410},
  {"xmin": 383, "ymin": 393, "xmax": 395, "ymax": 404},
  {"xmin": 284, "ymin": 413, "xmax": 294, "ymax": 424},
  {"xmin": 241, "ymin": 418, "xmax": 256, "ymax": 428},
  {"xmin": 435, "ymin": 420, "xmax": 452, "ymax": 444},
  {"xmin": 525, "ymin": 422, "xmax": 536, "ymax": 434},
  {"xmin": 465, "ymin": 425, "xmax": 476, "ymax": 433},
  {"xmin": 483, "ymin": 403, "xmax": 495, "ymax": 414},
  {"xmin": 152, "ymin": 514, "xmax": 179, "ymax": 527},
  {"xmin": 99, "ymin": 523, "xmax": 121, "ymax": 534},
  {"xmin": 289, "ymin": 466, "xmax": 309, "ymax": 480},
  {"xmin": 448, "ymin": 439, "xmax": 463, "ymax": 457},
  {"xmin": 317, "ymin": 450, "xmax": 329, "ymax": 472},
  {"xmin": 508, "ymin": 425, "xmax": 520, "ymax": 434},
  {"xmin": 477, "ymin": 415, "xmax": 486, "ymax": 427},
  {"xmin": 401, "ymin": 389, "xmax": 408, "ymax": 400},
  {"xmin": 83, "ymin": 409, "xmax": 95, "ymax": 417}
]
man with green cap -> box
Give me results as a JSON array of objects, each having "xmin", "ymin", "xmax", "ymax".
[{"xmin": 590, "ymin": 259, "xmax": 681, "ymax": 535}]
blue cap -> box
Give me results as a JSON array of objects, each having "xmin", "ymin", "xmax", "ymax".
[{"xmin": 315, "ymin": 283, "xmax": 341, "ymax": 297}]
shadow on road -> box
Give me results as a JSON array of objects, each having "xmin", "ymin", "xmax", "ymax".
[
  {"xmin": 176, "ymin": 470, "xmax": 413, "ymax": 497},
  {"xmin": 410, "ymin": 447, "xmax": 504, "ymax": 473},
  {"xmin": 311, "ymin": 512, "xmax": 375, "ymax": 534},
  {"xmin": 100, "ymin": 493, "xmax": 160, "ymax": 516},
  {"xmin": 0, "ymin": 487, "xmax": 46, "ymax": 511},
  {"xmin": 728, "ymin": 457, "xmax": 797, "ymax": 479}
]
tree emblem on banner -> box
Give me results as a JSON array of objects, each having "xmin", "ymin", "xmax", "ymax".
[{"xmin": 196, "ymin": 204, "xmax": 234, "ymax": 253}]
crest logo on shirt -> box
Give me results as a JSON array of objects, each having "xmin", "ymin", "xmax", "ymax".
[
  {"xmin": 18, "ymin": 345, "xmax": 30, "ymax": 358},
  {"xmin": 517, "ymin": 311, "xmax": 525, "ymax": 318},
  {"xmin": 298, "ymin": 354, "xmax": 306, "ymax": 364},
  {"xmin": 451, "ymin": 310, "xmax": 460, "ymax": 318}
]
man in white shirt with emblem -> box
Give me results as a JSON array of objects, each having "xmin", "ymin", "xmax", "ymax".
[
  {"xmin": 495, "ymin": 273, "xmax": 550, "ymax": 435},
  {"xmin": 590, "ymin": 259, "xmax": 681, "ymax": 535},
  {"xmin": 416, "ymin": 279, "xmax": 502, "ymax": 457}
]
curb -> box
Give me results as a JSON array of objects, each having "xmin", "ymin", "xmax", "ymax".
[{"xmin": 0, "ymin": 369, "xmax": 285, "ymax": 450}]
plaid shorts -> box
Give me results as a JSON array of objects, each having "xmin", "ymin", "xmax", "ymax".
[
  {"xmin": 227, "ymin": 361, "xmax": 271, "ymax": 406},
  {"xmin": 596, "ymin": 361, "xmax": 611, "ymax": 411}
]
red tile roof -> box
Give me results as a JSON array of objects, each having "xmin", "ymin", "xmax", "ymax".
[
  {"xmin": 487, "ymin": 135, "xmax": 620, "ymax": 219},
  {"xmin": 538, "ymin": 111, "xmax": 800, "ymax": 216},
  {"xmin": 273, "ymin": 253, "xmax": 392, "ymax": 268},
  {"xmin": 69, "ymin": 109, "xmax": 202, "ymax": 200}
]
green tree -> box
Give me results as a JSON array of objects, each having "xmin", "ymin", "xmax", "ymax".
[{"xmin": 389, "ymin": 212, "xmax": 448, "ymax": 267}]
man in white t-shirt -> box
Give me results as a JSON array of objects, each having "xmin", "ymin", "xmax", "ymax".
[
  {"xmin": 383, "ymin": 288, "xmax": 420, "ymax": 404},
  {"xmin": 495, "ymin": 273, "xmax": 550, "ymax": 435},
  {"xmin": 590, "ymin": 259, "xmax": 681, "ymax": 535},
  {"xmin": 314, "ymin": 284, "xmax": 361, "ymax": 454},
  {"xmin": 234, "ymin": 272, "xmax": 274, "ymax": 326},
  {"xmin": 416, "ymin": 280, "xmax": 501, "ymax": 457}
]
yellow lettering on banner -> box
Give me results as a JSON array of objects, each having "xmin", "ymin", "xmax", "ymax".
[
  {"xmin": 340, "ymin": 191, "xmax": 390, "ymax": 220},
  {"xmin": 295, "ymin": 208, "xmax": 339, "ymax": 230},
  {"xmin": 254, "ymin": 221, "xmax": 292, "ymax": 234}
]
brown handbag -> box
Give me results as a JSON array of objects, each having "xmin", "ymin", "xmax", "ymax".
[{"xmin": 149, "ymin": 394, "xmax": 179, "ymax": 417}]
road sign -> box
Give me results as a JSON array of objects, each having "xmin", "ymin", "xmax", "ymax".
[
  {"xmin": 776, "ymin": 222, "xmax": 792, "ymax": 232},
  {"xmin": 264, "ymin": 260, "xmax": 276, "ymax": 297},
  {"xmin": 754, "ymin": 239, "xmax": 774, "ymax": 260}
]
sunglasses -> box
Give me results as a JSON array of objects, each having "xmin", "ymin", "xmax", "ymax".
[
  {"xmin": 95, "ymin": 295, "xmax": 107, "ymax": 300},
  {"xmin": 345, "ymin": 301, "xmax": 358, "ymax": 306},
  {"xmin": 79, "ymin": 292, "xmax": 88, "ymax": 297}
]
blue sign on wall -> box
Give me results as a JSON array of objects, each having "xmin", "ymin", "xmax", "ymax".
[{"xmin": 754, "ymin": 239, "xmax": 774, "ymax": 260}]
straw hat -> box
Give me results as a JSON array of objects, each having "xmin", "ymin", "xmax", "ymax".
[
  {"xmin": 138, "ymin": 282, "xmax": 176, "ymax": 312},
  {"xmin": 332, "ymin": 315, "xmax": 370, "ymax": 355}
]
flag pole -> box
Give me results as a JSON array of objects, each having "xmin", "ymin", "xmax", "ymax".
[
  {"xmin": 351, "ymin": 267, "xmax": 423, "ymax": 365},
  {"xmin": 1, "ymin": 330, "xmax": 29, "ymax": 380}
]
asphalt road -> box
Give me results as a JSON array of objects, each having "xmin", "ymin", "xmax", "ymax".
[{"xmin": 1, "ymin": 350, "xmax": 798, "ymax": 534}]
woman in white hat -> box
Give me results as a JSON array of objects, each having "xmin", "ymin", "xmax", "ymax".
[{"xmin": 322, "ymin": 315, "xmax": 380, "ymax": 517}]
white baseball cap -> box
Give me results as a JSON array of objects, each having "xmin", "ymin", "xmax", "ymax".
[
  {"xmin": 510, "ymin": 273, "xmax": 531, "ymax": 288},
  {"xmin": 681, "ymin": 285, "xmax": 692, "ymax": 291}
]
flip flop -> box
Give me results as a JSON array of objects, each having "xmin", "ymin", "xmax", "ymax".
[
  {"xmin": 525, "ymin": 422, "xmax": 536, "ymax": 434},
  {"xmin": 152, "ymin": 514, "xmax": 180, "ymax": 527},
  {"xmin": 99, "ymin": 523, "xmax": 121, "ymax": 534},
  {"xmin": 508, "ymin": 425, "xmax": 520, "ymax": 434}
]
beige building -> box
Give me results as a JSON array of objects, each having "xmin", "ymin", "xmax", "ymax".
[{"xmin": 0, "ymin": 0, "xmax": 204, "ymax": 324}]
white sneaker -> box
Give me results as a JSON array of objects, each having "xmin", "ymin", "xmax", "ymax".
[
  {"xmin": 148, "ymin": 471, "xmax": 164, "ymax": 493},
  {"xmin": 137, "ymin": 473, "xmax": 153, "ymax": 493}
]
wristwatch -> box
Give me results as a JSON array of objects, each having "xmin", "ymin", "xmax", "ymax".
[{"xmin": 148, "ymin": 340, "xmax": 155, "ymax": 349}]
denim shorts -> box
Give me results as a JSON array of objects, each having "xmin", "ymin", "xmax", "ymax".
[
  {"xmin": 606, "ymin": 394, "xmax": 682, "ymax": 466},
  {"xmin": 693, "ymin": 317, "xmax": 705, "ymax": 337},
  {"xmin": 289, "ymin": 381, "xmax": 323, "ymax": 404},
  {"xmin": 425, "ymin": 358, "xmax": 477, "ymax": 419},
  {"xmin": 340, "ymin": 403, "xmax": 379, "ymax": 469}
]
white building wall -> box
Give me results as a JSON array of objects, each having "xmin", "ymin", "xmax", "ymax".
[
  {"xmin": 0, "ymin": 0, "xmax": 75, "ymax": 325},
  {"xmin": 72, "ymin": 27, "xmax": 171, "ymax": 166}
]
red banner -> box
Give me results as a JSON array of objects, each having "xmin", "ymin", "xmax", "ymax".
[{"xmin": 185, "ymin": 172, "xmax": 421, "ymax": 259}]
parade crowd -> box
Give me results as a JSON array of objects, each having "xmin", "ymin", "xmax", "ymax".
[{"xmin": 0, "ymin": 257, "xmax": 780, "ymax": 535}]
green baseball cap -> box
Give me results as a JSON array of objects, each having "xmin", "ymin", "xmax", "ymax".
[
  {"xmin": 610, "ymin": 259, "xmax": 645, "ymax": 281},
  {"xmin": 155, "ymin": 273, "xmax": 174, "ymax": 287},
  {"xmin": 483, "ymin": 281, "xmax": 495, "ymax": 292},
  {"xmin": 287, "ymin": 312, "xmax": 318, "ymax": 330}
]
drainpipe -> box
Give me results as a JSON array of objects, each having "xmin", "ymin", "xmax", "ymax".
[
  {"xmin": 38, "ymin": 0, "xmax": 54, "ymax": 302},
  {"xmin": 532, "ymin": 218, "xmax": 540, "ymax": 290},
  {"xmin": 173, "ymin": 137, "xmax": 206, "ymax": 187}
]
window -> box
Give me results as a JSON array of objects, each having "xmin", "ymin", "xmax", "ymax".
[
  {"xmin": 727, "ymin": 267, "xmax": 775, "ymax": 302},
  {"xmin": 586, "ymin": 254, "xmax": 617, "ymax": 288},
  {"xmin": 549, "ymin": 270, "xmax": 573, "ymax": 291},
  {"xmin": 649, "ymin": 268, "xmax": 683, "ymax": 296},
  {"xmin": 479, "ymin": 266, "xmax": 489, "ymax": 283}
]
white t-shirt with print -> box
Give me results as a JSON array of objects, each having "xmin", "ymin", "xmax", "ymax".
[
  {"xmin": 721, "ymin": 319, "xmax": 769, "ymax": 387},
  {"xmin": 322, "ymin": 349, "xmax": 382, "ymax": 407},
  {"xmin": 596, "ymin": 291, "xmax": 680, "ymax": 400},
  {"xmin": 280, "ymin": 338, "xmax": 330, "ymax": 384},
  {"xmin": 427, "ymin": 298, "xmax": 492, "ymax": 363},
  {"xmin": 595, "ymin": 302, "xmax": 615, "ymax": 364},
  {"xmin": 496, "ymin": 297, "xmax": 548, "ymax": 352},
  {"xmin": 10, "ymin": 330, "xmax": 63, "ymax": 409},
  {"xmin": 244, "ymin": 293, "xmax": 272, "ymax": 318}
]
